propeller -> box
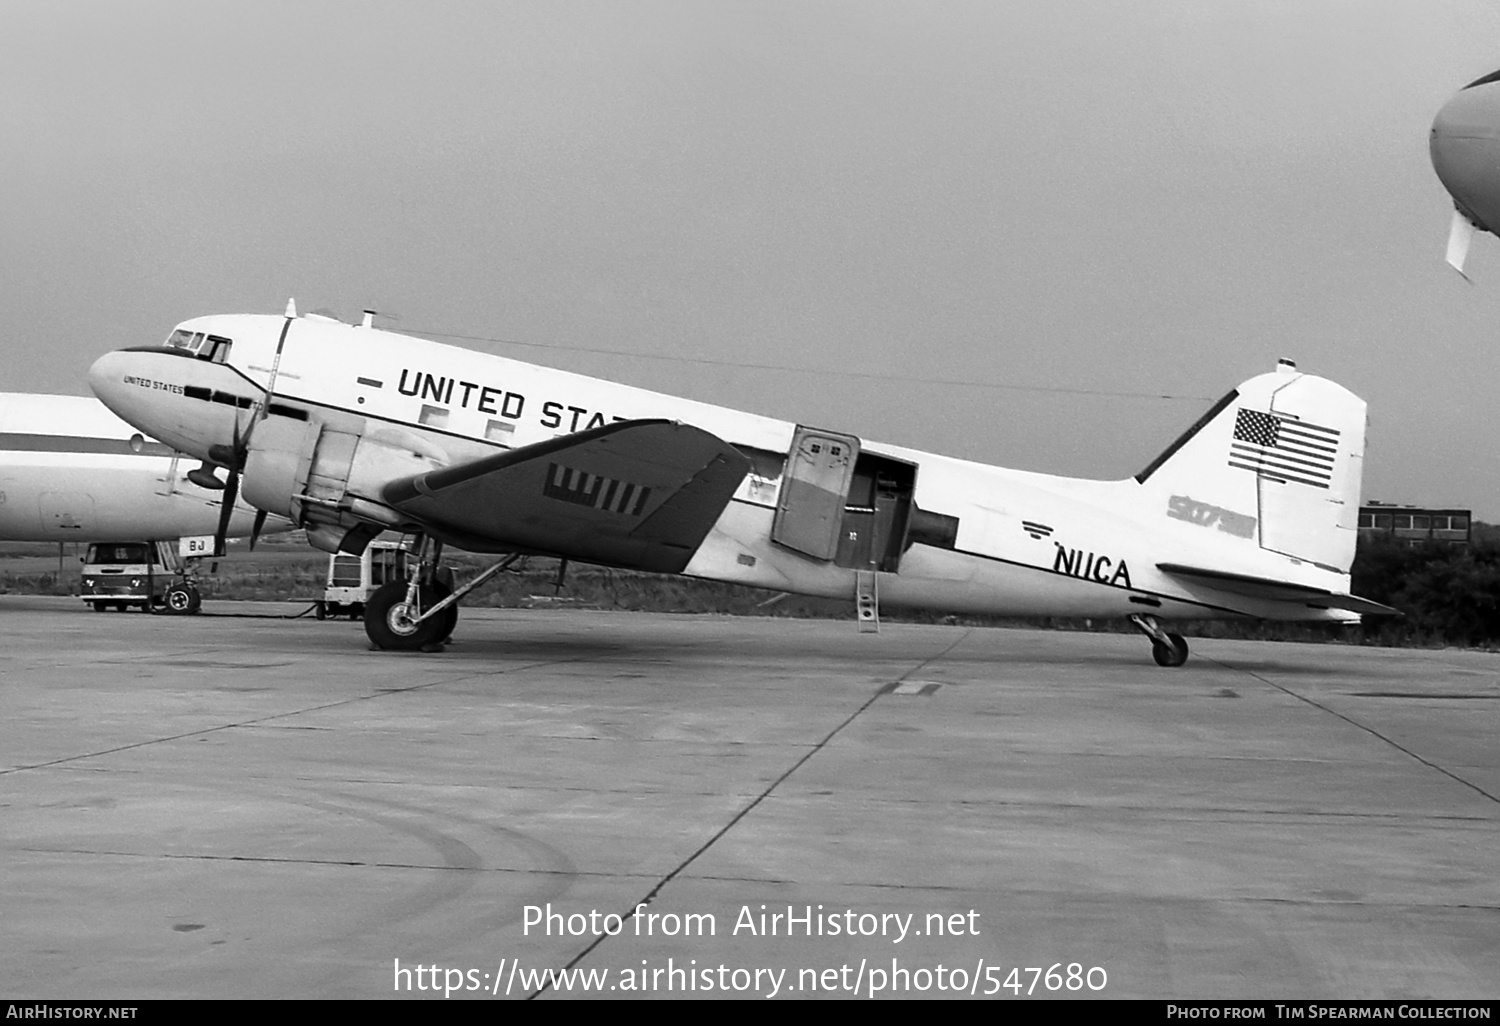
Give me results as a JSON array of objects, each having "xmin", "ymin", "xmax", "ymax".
[
  {"xmin": 210, "ymin": 413, "xmax": 250, "ymax": 557},
  {"xmin": 208, "ymin": 298, "xmax": 298, "ymax": 556},
  {"xmin": 249, "ymin": 510, "xmax": 269, "ymax": 550}
]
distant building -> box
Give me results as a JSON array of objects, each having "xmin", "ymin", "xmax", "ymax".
[{"xmin": 1357, "ymin": 503, "xmax": 1471, "ymax": 545}]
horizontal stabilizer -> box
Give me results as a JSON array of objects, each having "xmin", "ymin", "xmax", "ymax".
[
  {"xmin": 1157, "ymin": 563, "xmax": 1400, "ymax": 617},
  {"xmin": 382, "ymin": 419, "xmax": 749, "ymax": 572}
]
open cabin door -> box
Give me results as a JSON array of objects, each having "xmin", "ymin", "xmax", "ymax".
[
  {"xmin": 771, "ymin": 427, "xmax": 860, "ymax": 560},
  {"xmin": 771, "ymin": 427, "xmax": 918, "ymax": 572},
  {"xmin": 834, "ymin": 453, "xmax": 916, "ymax": 573}
]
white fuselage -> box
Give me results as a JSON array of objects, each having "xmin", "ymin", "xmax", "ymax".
[
  {"xmin": 0, "ymin": 392, "xmax": 268, "ymax": 542},
  {"xmin": 87, "ymin": 314, "xmax": 1358, "ymax": 621}
]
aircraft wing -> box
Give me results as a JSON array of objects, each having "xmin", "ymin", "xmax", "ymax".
[
  {"xmin": 1156, "ymin": 563, "xmax": 1400, "ymax": 617},
  {"xmin": 381, "ymin": 419, "xmax": 750, "ymax": 572}
]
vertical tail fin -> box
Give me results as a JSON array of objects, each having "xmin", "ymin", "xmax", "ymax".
[{"xmin": 1135, "ymin": 361, "xmax": 1366, "ymax": 573}]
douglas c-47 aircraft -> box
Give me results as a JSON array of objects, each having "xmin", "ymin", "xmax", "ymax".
[{"xmin": 88, "ymin": 303, "xmax": 1394, "ymax": 664}]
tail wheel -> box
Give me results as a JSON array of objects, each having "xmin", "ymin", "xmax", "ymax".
[
  {"xmin": 364, "ymin": 580, "xmax": 454, "ymax": 651},
  {"xmin": 1151, "ymin": 633, "xmax": 1190, "ymax": 668}
]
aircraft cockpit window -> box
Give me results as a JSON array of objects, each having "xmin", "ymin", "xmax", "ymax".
[
  {"xmin": 163, "ymin": 329, "xmax": 232, "ymax": 362},
  {"xmin": 203, "ymin": 334, "xmax": 232, "ymax": 363}
]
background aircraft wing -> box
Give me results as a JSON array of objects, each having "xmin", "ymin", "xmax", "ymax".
[
  {"xmin": 1156, "ymin": 563, "xmax": 1400, "ymax": 617},
  {"xmin": 381, "ymin": 419, "xmax": 750, "ymax": 572}
]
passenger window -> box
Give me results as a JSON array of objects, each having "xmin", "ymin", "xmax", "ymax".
[{"xmin": 735, "ymin": 446, "xmax": 786, "ymax": 505}]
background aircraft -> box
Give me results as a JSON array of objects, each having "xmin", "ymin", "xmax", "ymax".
[
  {"xmin": 0, "ymin": 391, "xmax": 282, "ymax": 544},
  {"xmin": 1431, "ymin": 68, "xmax": 1500, "ymax": 276},
  {"xmin": 88, "ymin": 308, "xmax": 1392, "ymax": 665}
]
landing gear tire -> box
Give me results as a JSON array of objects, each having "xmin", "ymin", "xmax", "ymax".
[
  {"xmin": 89, "ymin": 601, "xmax": 105, "ymax": 612},
  {"xmin": 1151, "ymin": 633, "xmax": 1189, "ymax": 668},
  {"xmin": 364, "ymin": 580, "xmax": 455, "ymax": 651},
  {"xmin": 164, "ymin": 583, "xmax": 202, "ymax": 615}
]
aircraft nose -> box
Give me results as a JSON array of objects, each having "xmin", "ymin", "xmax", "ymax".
[
  {"xmin": 88, "ymin": 348, "xmax": 172, "ymax": 441},
  {"xmin": 1431, "ymin": 78, "xmax": 1500, "ymax": 232},
  {"xmin": 87, "ymin": 350, "xmax": 136, "ymax": 416}
]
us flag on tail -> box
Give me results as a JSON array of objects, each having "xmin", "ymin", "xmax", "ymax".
[{"xmin": 1227, "ymin": 409, "xmax": 1339, "ymax": 489}]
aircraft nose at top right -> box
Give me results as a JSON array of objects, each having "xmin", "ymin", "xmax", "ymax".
[{"xmin": 1430, "ymin": 71, "xmax": 1500, "ymax": 229}]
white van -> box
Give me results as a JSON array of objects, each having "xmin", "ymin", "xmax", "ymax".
[{"xmin": 80, "ymin": 540, "xmax": 202, "ymax": 613}]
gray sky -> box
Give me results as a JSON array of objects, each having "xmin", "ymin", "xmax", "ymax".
[{"xmin": 4, "ymin": 1, "xmax": 1500, "ymax": 514}]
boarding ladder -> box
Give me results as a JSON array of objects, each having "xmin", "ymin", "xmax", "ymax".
[
  {"xmin": 156, "ymin": 452, "xmax": 181, "ymax": 497},
  {"xmin": 855, "ymin": 570, "xmax": 880, "ymax": 633}
]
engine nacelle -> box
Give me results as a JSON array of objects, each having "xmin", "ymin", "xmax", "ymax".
[
  {"xmin": 1432, "ymin": 73, "xmax": 1500, "ymax": 236},
  {"xmin": 241, "ymin": 418, "xmax": 446, "ymax": 553}
]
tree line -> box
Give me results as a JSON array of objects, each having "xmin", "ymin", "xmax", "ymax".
[{"xmin": 1352, "ymin": 526, "xmax": 1500, "ymax": 646}]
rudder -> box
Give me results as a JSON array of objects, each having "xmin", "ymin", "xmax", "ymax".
[{"xmin": 1135, "ymin": 361, "xmax": 1366, "ymax": 573}]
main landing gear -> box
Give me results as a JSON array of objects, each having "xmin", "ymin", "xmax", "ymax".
[
  {"xmin": 363, "ymin": 536, "xmax": 523, "ymax": 651},
  {"xmin": 1129, "ymin": 614, "xmax": 1189, "ymax": 668},
  {"xmin": 365, "ymin": 577, "xmax": 457, "ymax": 650}
]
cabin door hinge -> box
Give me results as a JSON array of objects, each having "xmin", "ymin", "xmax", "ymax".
[{"xmin": 855, "ymin": 569, "xmax": 880, "ymax": 633}]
